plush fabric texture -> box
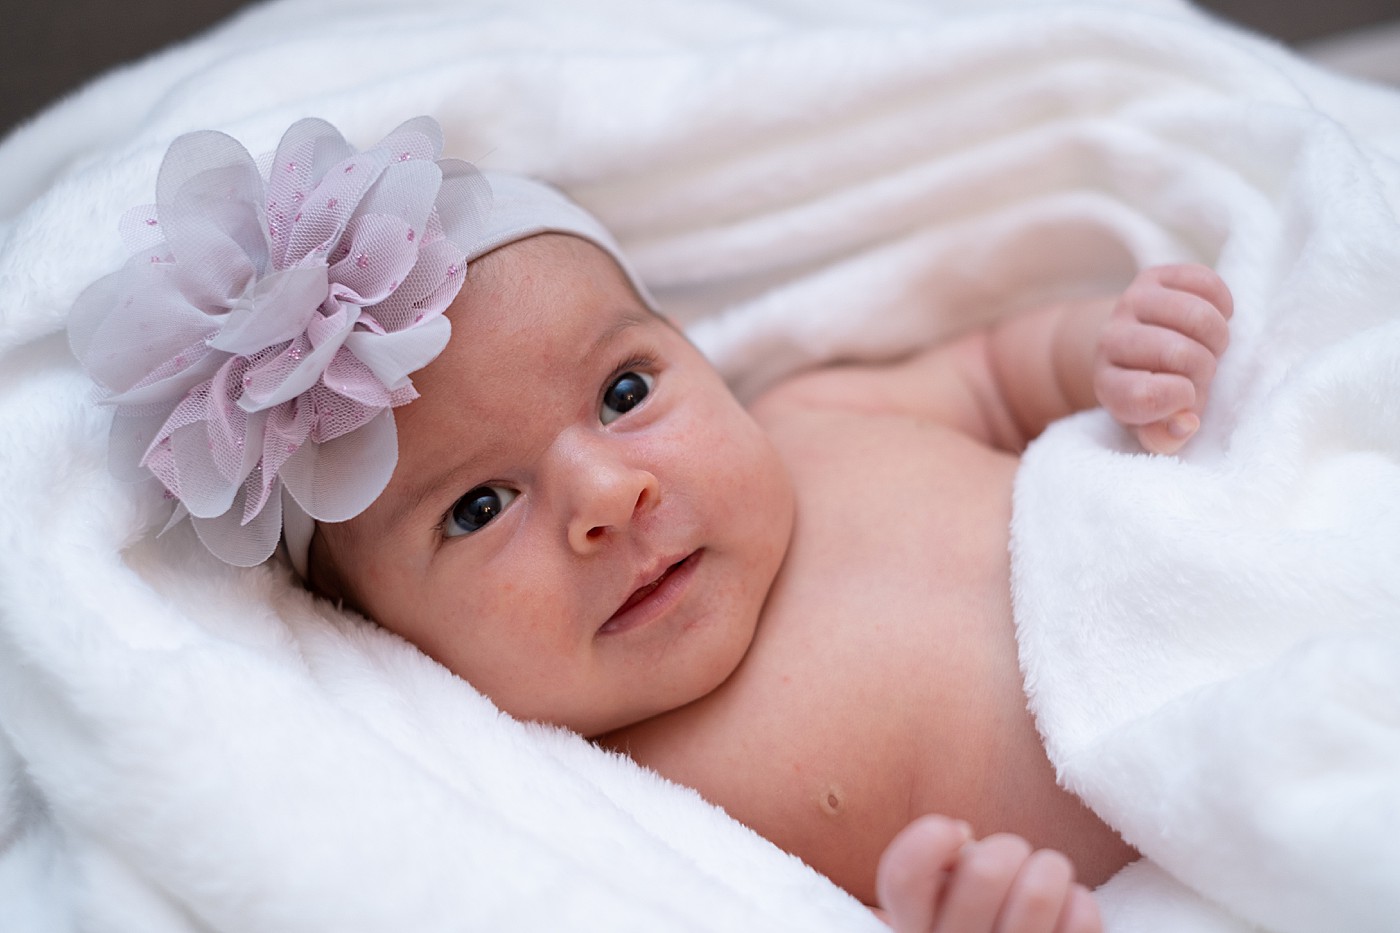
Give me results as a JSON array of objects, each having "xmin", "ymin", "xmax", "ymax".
[{"xmin": 1, "ymin": 0, "xmax": 1398, "ymax": 930}]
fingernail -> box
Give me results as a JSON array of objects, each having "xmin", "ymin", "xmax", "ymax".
[
  {"xmin": 953, "ymin": 820, "xmax": 974, "ymax": 842},
  {"xmin": 1166, "ymin": 412, "xmax": 1199, "ymax": 439}
]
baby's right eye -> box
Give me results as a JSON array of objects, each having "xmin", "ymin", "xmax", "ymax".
[
  {"xmin": 445, "ymin": 486, "xmax": 517, "ymax": 538},
  {"xmin": 600, "ymin": 371, "xmax": 653, "ymax": 425}
]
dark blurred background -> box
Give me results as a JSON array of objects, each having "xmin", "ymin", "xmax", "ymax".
[{"xmin": 2, "ymin": 0, "xmax": 1400, "ymax": 137}]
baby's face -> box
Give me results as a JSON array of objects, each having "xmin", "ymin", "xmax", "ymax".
[{"xmin": 318, "ymin": 234, "xmax": 794, "ymax": 737}]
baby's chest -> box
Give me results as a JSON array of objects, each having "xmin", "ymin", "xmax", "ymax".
[
  {"xmin": 773, "ymin": 410, "xmax": 1018, "ymax": 623},
  {"xmin": 684, "ymin": 414, "xmax": 1024, "ymax": 898}
]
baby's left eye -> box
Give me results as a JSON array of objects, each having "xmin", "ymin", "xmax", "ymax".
[
  {"xmin": 445, "ymin": 485, "xmax": 517, "ymax": 538},
  {"xmin": 600, "ymin": 371, "xmax": 653, "ymax": 425}
]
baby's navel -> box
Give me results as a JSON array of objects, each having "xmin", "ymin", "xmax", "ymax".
[{"xmin": 819, "ymin": 785, "xmax": 844, "ymax": 816}]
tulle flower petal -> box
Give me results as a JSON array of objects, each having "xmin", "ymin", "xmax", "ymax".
[
  {"xmin": 191, "ymin": 476, "xmax": 285, "ymax": 567},
  {"xmin": 281, "ymin": 407, "xmax": 398, "ymax": 523},
  {"xmin": 210, "ymin": 265, "xmax": 330, "ymax": 355},
  {"xmin": 327, "ymin": 213, "xmax": 423, "ymax": 307},
  {"xmin": 344, "ymin": 315, "xmax": 451, "ymax": 391},
  {"xmin": 69, "ymin": 116, "xmax": 483, "ymax": 567}
]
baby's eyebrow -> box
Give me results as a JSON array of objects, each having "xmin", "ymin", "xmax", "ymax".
[
  {"xmin": 393, "ymin": 460, "xmax": 471, "ymax": 530},
  {"xmin": 584, "ymin": 312, "xmax": 647, "ymax": 362}
]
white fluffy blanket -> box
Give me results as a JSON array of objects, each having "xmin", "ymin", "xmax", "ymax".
[{"xmin": 3, "ymin": 0, "xmax": 1399, "ymax": 930}]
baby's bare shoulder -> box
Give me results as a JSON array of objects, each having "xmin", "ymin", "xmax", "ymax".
[
  {"xmin": 748, "ymin": 359, "xmax": 907, "ymax": 422},
  {"xmin": 748, "ymin": 337, "xmax": 999, "ymax": 445}
]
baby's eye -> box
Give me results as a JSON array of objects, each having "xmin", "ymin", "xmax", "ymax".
[
  {"xmin": 445, "ymin": 485, "xmax": 517, "ymax": 537},
  {"xmin": 600, "ymin": 371, "xmax": 654, "ymax": 425}
]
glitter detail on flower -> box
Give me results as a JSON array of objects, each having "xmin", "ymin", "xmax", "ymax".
[{"xmin": 69, "ymin": 116, "xmax": 490, "ymax": 567}]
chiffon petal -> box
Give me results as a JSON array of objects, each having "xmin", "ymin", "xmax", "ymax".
[
  {"xmin": 69, "ymin": 116, "xmax": 474, "ymax": 568},
  {"xmin": 281, "ymin": 408, "xmax": 397, "ymax": 523}
]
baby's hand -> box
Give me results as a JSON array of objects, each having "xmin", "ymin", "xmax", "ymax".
[
  {"xmin": 1093, "ymin": 264, "xmax": 1233, "ymax": 454},
  {"xmin": 876, "ymin": 815, "xmax": 1101, "ymax": 933}
]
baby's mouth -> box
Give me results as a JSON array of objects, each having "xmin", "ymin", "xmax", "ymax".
[{"xmin": 600, "ymin": 552, "xmax": 698, "ymax": 634}]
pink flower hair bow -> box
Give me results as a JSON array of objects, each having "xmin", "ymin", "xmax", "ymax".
[{"xmin": 69, "ymin": 116, "xmax": 489, "ymax": 568}]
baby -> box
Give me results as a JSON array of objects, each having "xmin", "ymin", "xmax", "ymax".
[{"xmin": 72, "ymin": 118, "xmax": 1232, "ymax": 933}]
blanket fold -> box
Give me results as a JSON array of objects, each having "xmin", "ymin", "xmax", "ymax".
[{"xmin": 2, "ymin": 0, "xmax": 1397, "ymax": 929}]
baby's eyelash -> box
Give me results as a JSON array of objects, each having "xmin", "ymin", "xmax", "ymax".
[
  {"xmin": 434, "ymin": 482, "xmax": 515, "ymax": 541},
  {"xmin": 605, "ymin": 353, "xmax": 657, "ymax": 385},
  {"xmin": 432, "ymin": 483, "xmax": 481, "ymax": 539},
  {"xmin": 433, "ymin": 500, "xmax": 460, "ymax": 539}
]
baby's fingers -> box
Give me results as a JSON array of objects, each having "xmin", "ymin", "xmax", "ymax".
[
  {"xmin": 1094, "ymin": 366, "xmax": 1195, "ymax": 427},
  {"xmin": 1099, "ymin": 322, "xmax": 1218, "ymax": 401},
  {"xmin": 1132, "ymin": 265, "xmax": 1233, "ymax": 356},
  {"xmin": 934, "ymin": 834, "xmax": 1032, "ymax": 932},
  {"xmin": 1101, "ymin": 320, "xmax": 1217, "ymax": 451},
  {"xmin": 992, "ymin": 850, "xmax": 1103, "ymax": 933},
  {"xmin": 992, "ymin": 849, "xmax": 1075, "ymax": 932},
  {"xmin": 1098, "ymin": 265, "xmax": 1233, "ymax": 455},
  {"xmin": 878, "ymin": 816, "xmax": 974, "ymax": 932},
  {"xmin": 1095, "ymin": 366, "xmax": 1198, "ymax": 454}
]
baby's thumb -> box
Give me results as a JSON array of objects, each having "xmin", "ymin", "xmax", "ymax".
[{"xmin": 1137, "ymin": 410, "xmax": 1198, "ymax": 455}]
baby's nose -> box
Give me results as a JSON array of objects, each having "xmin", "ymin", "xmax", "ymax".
[{"xmin": 563, "ymin": 446, "xmax": 659, "ymax": 554}]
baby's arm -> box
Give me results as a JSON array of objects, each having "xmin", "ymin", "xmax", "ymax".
[
  {"xmin": 756, "ymin": 263, "xmax": 1232, "ymax": 454},
  {"xmin": 876, "ymin": 815, "xmax": 1101, "ymax": 933}
]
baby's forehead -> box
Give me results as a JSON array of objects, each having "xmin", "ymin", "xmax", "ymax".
[
  {"xmin": 465, "ymin": 173, "xmax": 656, "ymax": 313},
  {"xmin": 409, "ymin": 247, "xmax": 651, "ymax": 401}
]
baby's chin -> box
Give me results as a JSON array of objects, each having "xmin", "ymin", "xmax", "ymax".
[
  {"xmin": 571, "ymin": 678, "xmax": 729, "ymax": 741},
  {"xmin": 493, "ymin": 671, "xmax": 722, "ymax": 740},
  {"xmin": 585, "ymin": 624, "xmax": 764, "ymax": 742},
  {"xmin": 549, "ymin": 704, "xmax": 674, "ymax": 743}
]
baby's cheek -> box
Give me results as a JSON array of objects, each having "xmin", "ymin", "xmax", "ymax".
[
  {"xmin": 696, "ymin": 410, "xmax": 795, "ymax": 560},
  {"xmin": 722, "ymin": 416, "xmax": 790, "ymax": 502}
]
